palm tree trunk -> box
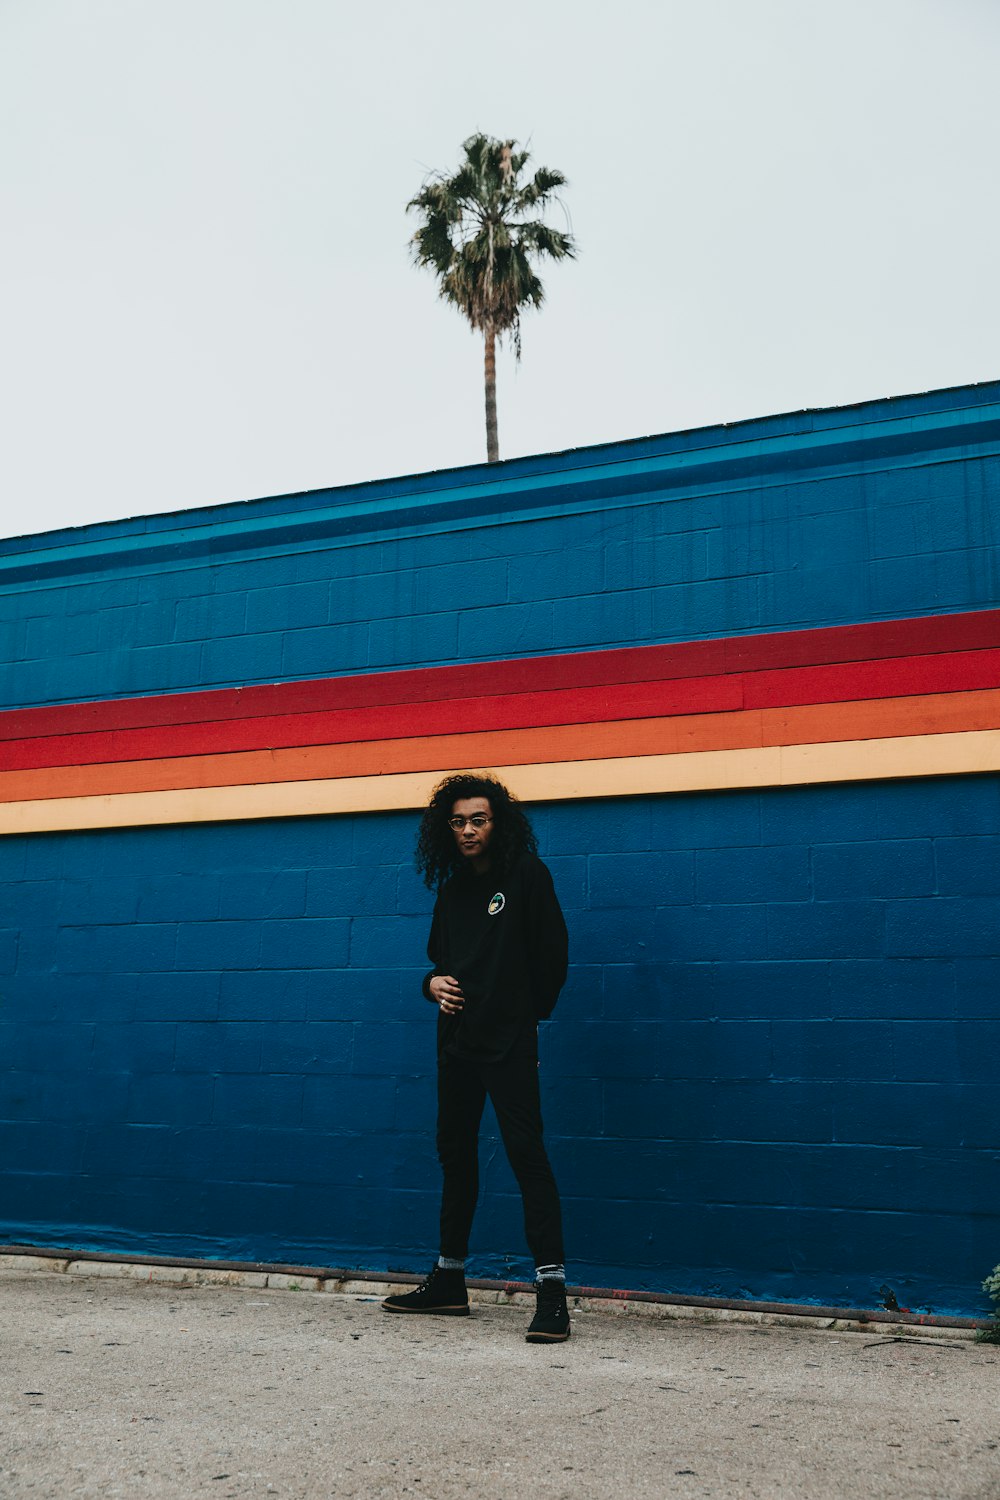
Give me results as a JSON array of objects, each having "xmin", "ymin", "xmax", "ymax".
[{"xmin": 484, "ymin": 326, "xmax": 498, "ymax": 463}]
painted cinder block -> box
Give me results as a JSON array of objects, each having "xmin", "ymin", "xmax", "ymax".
[
  {"xmin": 3, "ymin": 381, "xmax": 1000, "ymax": 1311},
  {"xmin": 208, "ymin": 552, "xmax": 300, "ymax": 593},
  {"xmin": 174, "ymin": 591, "xmax": 247, "ymax": 642},
  {"xmin": 126, "ymin": 599, "xmax": 178, "ymax": 649},
  {"xmin": 386, "ymin": 1130, "xmax": 439, "ymax": 1191},
  {"xmin": 766, "ymin": 901, "xmax": 886, "ymax": 960},
  {"xmin": 704, "ymin": 960, "xmax": 831, "ymax": 1020},
  {"xmin": 0, "ymin": 1119, "xmax": 88, "ymax": 1176},
  {"xmin": 92, "ymin": 1022, "xmax": 178, "ymax": 1074},
  {"xmin": 571, "ymin": 907, "xmax": 657, "ymax": 966},
  {"xmin": 280, "ymin": 620, "xmax": 370, "ymax": 678},
  {"xmin": 652, "ymin": 789, "xmax": 762, "ymax": 851},
  {"xmin": 539, "ymin": 1074, "xmax": 603, "ymax": 1138},
  {"xmin": 217, "ymin": 970, "xmax": 308, "ymax": 1022},
  {"xmin": 305, "ymin": 967, "xmax": 413, "ymax": 1023},
  {"xmin": 40, "ymin": 1072, "xmax": 133, "ymax": 1125},
  {"xmin": 244, "ymin": 581, "xmax": 330, "ymax": 636},
  {"xmin": 695, "ymin": 845, "xmax": 811, "ymax": 905},
  {"xmin": 175, "ymin": 921, "xmax": 261, "ymax": 973},
  {"xmin": 212, "ymin": 1073, "xmax": 305, "ymax": 1130},
  {"xmin": 1, "ymin": 1169, "xmax": 83, "ymax": 1229},
  {"xmin": 811, "ymin": 840, "xmax": 935, "ymax": 900},
  {"xmin": 456, "ymin": 599, "xmax": 554, "ymax": 659},
  {"xmin": 258, "ymin": 1128, "xmax": 386, "ymax": 1190},
  {"xmin": 659, "ymin": 903, "xmax": 768, "ymax": 963},
  {"xmin": 0, "ymin": 1070, "xmax": 44, "ymax": 1122},
  {"xmin": 951, "ymin": 957, "xmax": 1000, "ymax": 1018},
  {"xmin": 877, "ymin": 777, "xmax": 1000, "ymax": 839},
  {"xmin": 759, "ymin": 783, "xmax": 877, "ymax": 845},
  {"xmin": 258, "ymin": 917, "xmax": 349, "ymax": 971},
  {"xmin": 127, "ymin": 1074, "xmax": 216, "ymax": 1125},
  {"xmin": 305, "ymin": 866, "xmax": 397, "ymax": 919},
  {"xmin": 411, "ymin": 558, "xmax": 511, "ymax": 616},
  {"xmin": 347, "ymin": 915, "xmax": 431, "ymax": 970},
  {"xmin": 602, "ymin": 1078, "xmax": 686, "ymax": 1140},
  {"xmin": 218, "ymin": 871, "xmax": 308, "ymax": 921},
  {"xmin": 935, "ymin": 836, "xmax": 1000, "ymax": 896},
  {"xmin": 657, "ymin": 1019, "xmax": 771, "ymax": 1080},
  {"xmin": 885, "ymin": 896, "xmax": 1000, "ymax": 959},
  {"xmin": 892, "ymin": 1020, "xmax": 997, "ymax": 1085},
  {"xmin": 369, "ymin": 609, "xmax": 459, "ymax": 669},
  {"xmin": 710, "ymin": 1079, "xmax": 837, "ymax": 1145},
  {"xmin": 111, "ymin": 643, "xmax": 204, "ymax": 697},
  {"xmin": 770, "ymin": 1019, "xmax": 894, "ymax": 1081},
  {"xmin": 0, "ymin": 928, "xmax": 19, "ymax": 974},
  {"xmin": 551, "ymin": 588, "xmax": 655, "ymax": 652},
  {"xmin": 589, "ymin": 850, "xmax": 693, "ymax": 909},
  {"xmin": 353, "ymin": 810, "xmax": 418, "ymax": 867},
  {"xmin": 507, "ymin": 545, "xmax": 605, "ymax": 603},
  {"xmin": 547, "ymin": 799, "xmax": 651, "ymax": 856},
  {"xmin": 824, "ymin": 959, "xmax": 954, "ymax": 1020},
  {"xmin": 301, "ymin": 1073, "xmax": 396, "ymax": 1134},
  {"xmin": 602, "ymin": 961, "xmax": 680, "ymax": 1021},
  {"xmin": 262, "ymin": 1021, "xmax": 354, "ymax": 1077},
  {"xmin": 555, "ymin": 1021, "xmax": 661, "ymax": 1079},
  {"xmin": 172, "ymin": 1022, "xmax": 263, "ymax": 1075},
  {"xmin": 42, "ymin": 973, "xmax": 138, "ymax": 1027},
  {"xmin": 136, "ymin": 875, "xmax": 222, "ymax": 924},
  {"xmin": 392, "ymin": 1077, "xmax": 433, "ymax": 1134},
  {"xmin": 200, "ymin": 631, "xmax": 285, "ymax": 687},
  {"xmin": 350, "ymin": 1020, "xmax": 428, "ymax": 1078},
  {"xmin": 833, "ymin": 1080, "xmax": 997, "ymax": 1149},
  {"xmin": 559, "ymin": 962, "xmax": 601, "ymax": 1016}
]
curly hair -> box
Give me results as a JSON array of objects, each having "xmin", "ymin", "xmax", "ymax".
[{"xmin": 415, "ymin": 772, "xmax": 538, "ymax": 890}]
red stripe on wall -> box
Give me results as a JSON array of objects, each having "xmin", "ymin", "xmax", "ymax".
[
  {"xmin": 5, "ymin": 688, "xmax": 999, "ymax": 804},
  {"xmin": 1, "ymin": 677, "xmax": 746, "ymax": 771},
  {"xmin": 5, "ymin": 647, "xmax": 1000, "ymax": 773},
  {"xmin": 745, "ymin": 649, "xmax": 1000, "ymax": 708},
  {"xmin": 2, "ymin": 609, "xmax": 998, "ymax": 742}
]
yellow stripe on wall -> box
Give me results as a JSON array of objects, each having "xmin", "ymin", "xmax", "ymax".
[{"xmin": 1, "ymin": 730, "xmax": 998, "ymax": 835}]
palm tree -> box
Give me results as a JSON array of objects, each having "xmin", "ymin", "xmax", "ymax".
[{"xmin": 407, "ymin": 133, "xmax": 576, "ymax": 464}]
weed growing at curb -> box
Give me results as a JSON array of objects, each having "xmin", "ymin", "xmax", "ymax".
[{"xmin": 976, "ymin": 1265, "xmax": 1000, "ymax": 1344}]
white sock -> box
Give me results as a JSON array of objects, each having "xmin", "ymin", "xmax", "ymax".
[
  {"xmin": 437, "ymin": 1255, "xmax": 466, "ymax": 1272},
  {"xmin": 535, "ymin": 1263, "xmax": 565, "ymax": 1284}
]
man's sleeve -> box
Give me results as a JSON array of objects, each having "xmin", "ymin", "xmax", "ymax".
[
  {"xmin": 421, "ymin": 898, "xmax": 443, "ymax": 1003},
  {"xmin": 525, "ymin": 858, "xmax": 569, "ymax": 1020}
]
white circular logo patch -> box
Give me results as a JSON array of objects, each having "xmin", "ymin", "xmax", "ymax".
[{"xmin": 488, "ymin": 892, "xmax": 505, "ymax": 916}]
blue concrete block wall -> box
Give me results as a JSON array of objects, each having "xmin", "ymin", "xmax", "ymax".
[
  {"xmin": 2, "ymin": 381, "xmax": 1000, "ymax": 1313},
  {"xmin": 1, "ymin": 780, "xmax": 998, "ymax": 1311}
]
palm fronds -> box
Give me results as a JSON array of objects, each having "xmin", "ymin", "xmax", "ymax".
[{"xmin": 407, "ymin": 132, "xmax": 576, "ymax": 354}]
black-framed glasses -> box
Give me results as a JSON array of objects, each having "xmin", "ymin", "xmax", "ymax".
[{"xmin": 448, "ymin": 815, "xmax": 493, "ymax": 830}]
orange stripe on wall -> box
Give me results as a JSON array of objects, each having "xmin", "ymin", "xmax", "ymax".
[
  {"xmin": 1, "ymin": 730, "xmax": 999, "ymax": 835},
  {"xmin": 3, "ymin": 687, "xmax": 999, "ymax": 803}
]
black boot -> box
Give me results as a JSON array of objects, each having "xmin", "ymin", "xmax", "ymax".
[
  {"xmin": 382, "ymin": 1265, "xmax": 470, "ymax": 1316},
  {"xmin": 526, "ymin": 1280, "xmax": 571, "ymax": 1342}
]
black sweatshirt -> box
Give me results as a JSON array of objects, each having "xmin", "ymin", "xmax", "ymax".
[{"xmin": 422, "ymin": 853, "xmax": 569, "ymax": 1062}]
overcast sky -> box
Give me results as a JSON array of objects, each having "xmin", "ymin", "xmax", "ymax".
[{"xmin": 2, "ymin": 0, "xmax": 998, "ymax": 542}]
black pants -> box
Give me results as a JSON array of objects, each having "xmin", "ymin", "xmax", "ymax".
[{"xmin": 436, "ymin": 1028, "xmax": 564, "ymax": 1269}]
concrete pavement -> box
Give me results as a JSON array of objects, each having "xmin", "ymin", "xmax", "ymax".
[{"xmin": 2, "ymin": 1267, "xmax": 998, "ymax": 1499}]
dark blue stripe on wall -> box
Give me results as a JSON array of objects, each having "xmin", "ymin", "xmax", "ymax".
[{"xmin": 2, "ymin": 775, "xmax": 998, "ymax": 1314}]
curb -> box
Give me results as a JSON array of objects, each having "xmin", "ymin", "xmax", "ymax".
[{"xmin": 0, "ymin": 1249, "xmax": 978, "ymax": 1341}]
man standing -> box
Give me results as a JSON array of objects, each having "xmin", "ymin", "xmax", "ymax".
[{"xmin": 382, "ymin": 772, "xmax": 570, "ymax": 1343}]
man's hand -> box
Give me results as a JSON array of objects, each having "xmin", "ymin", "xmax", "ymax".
[{"xmin": 429, "ymin": 975, "xmax": 465, "ymax": 1016}]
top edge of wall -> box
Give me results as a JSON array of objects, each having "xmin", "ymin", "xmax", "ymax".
[{"xmin": 3, "ymin": 377, "xmax": 1000, "ymax": 583}]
